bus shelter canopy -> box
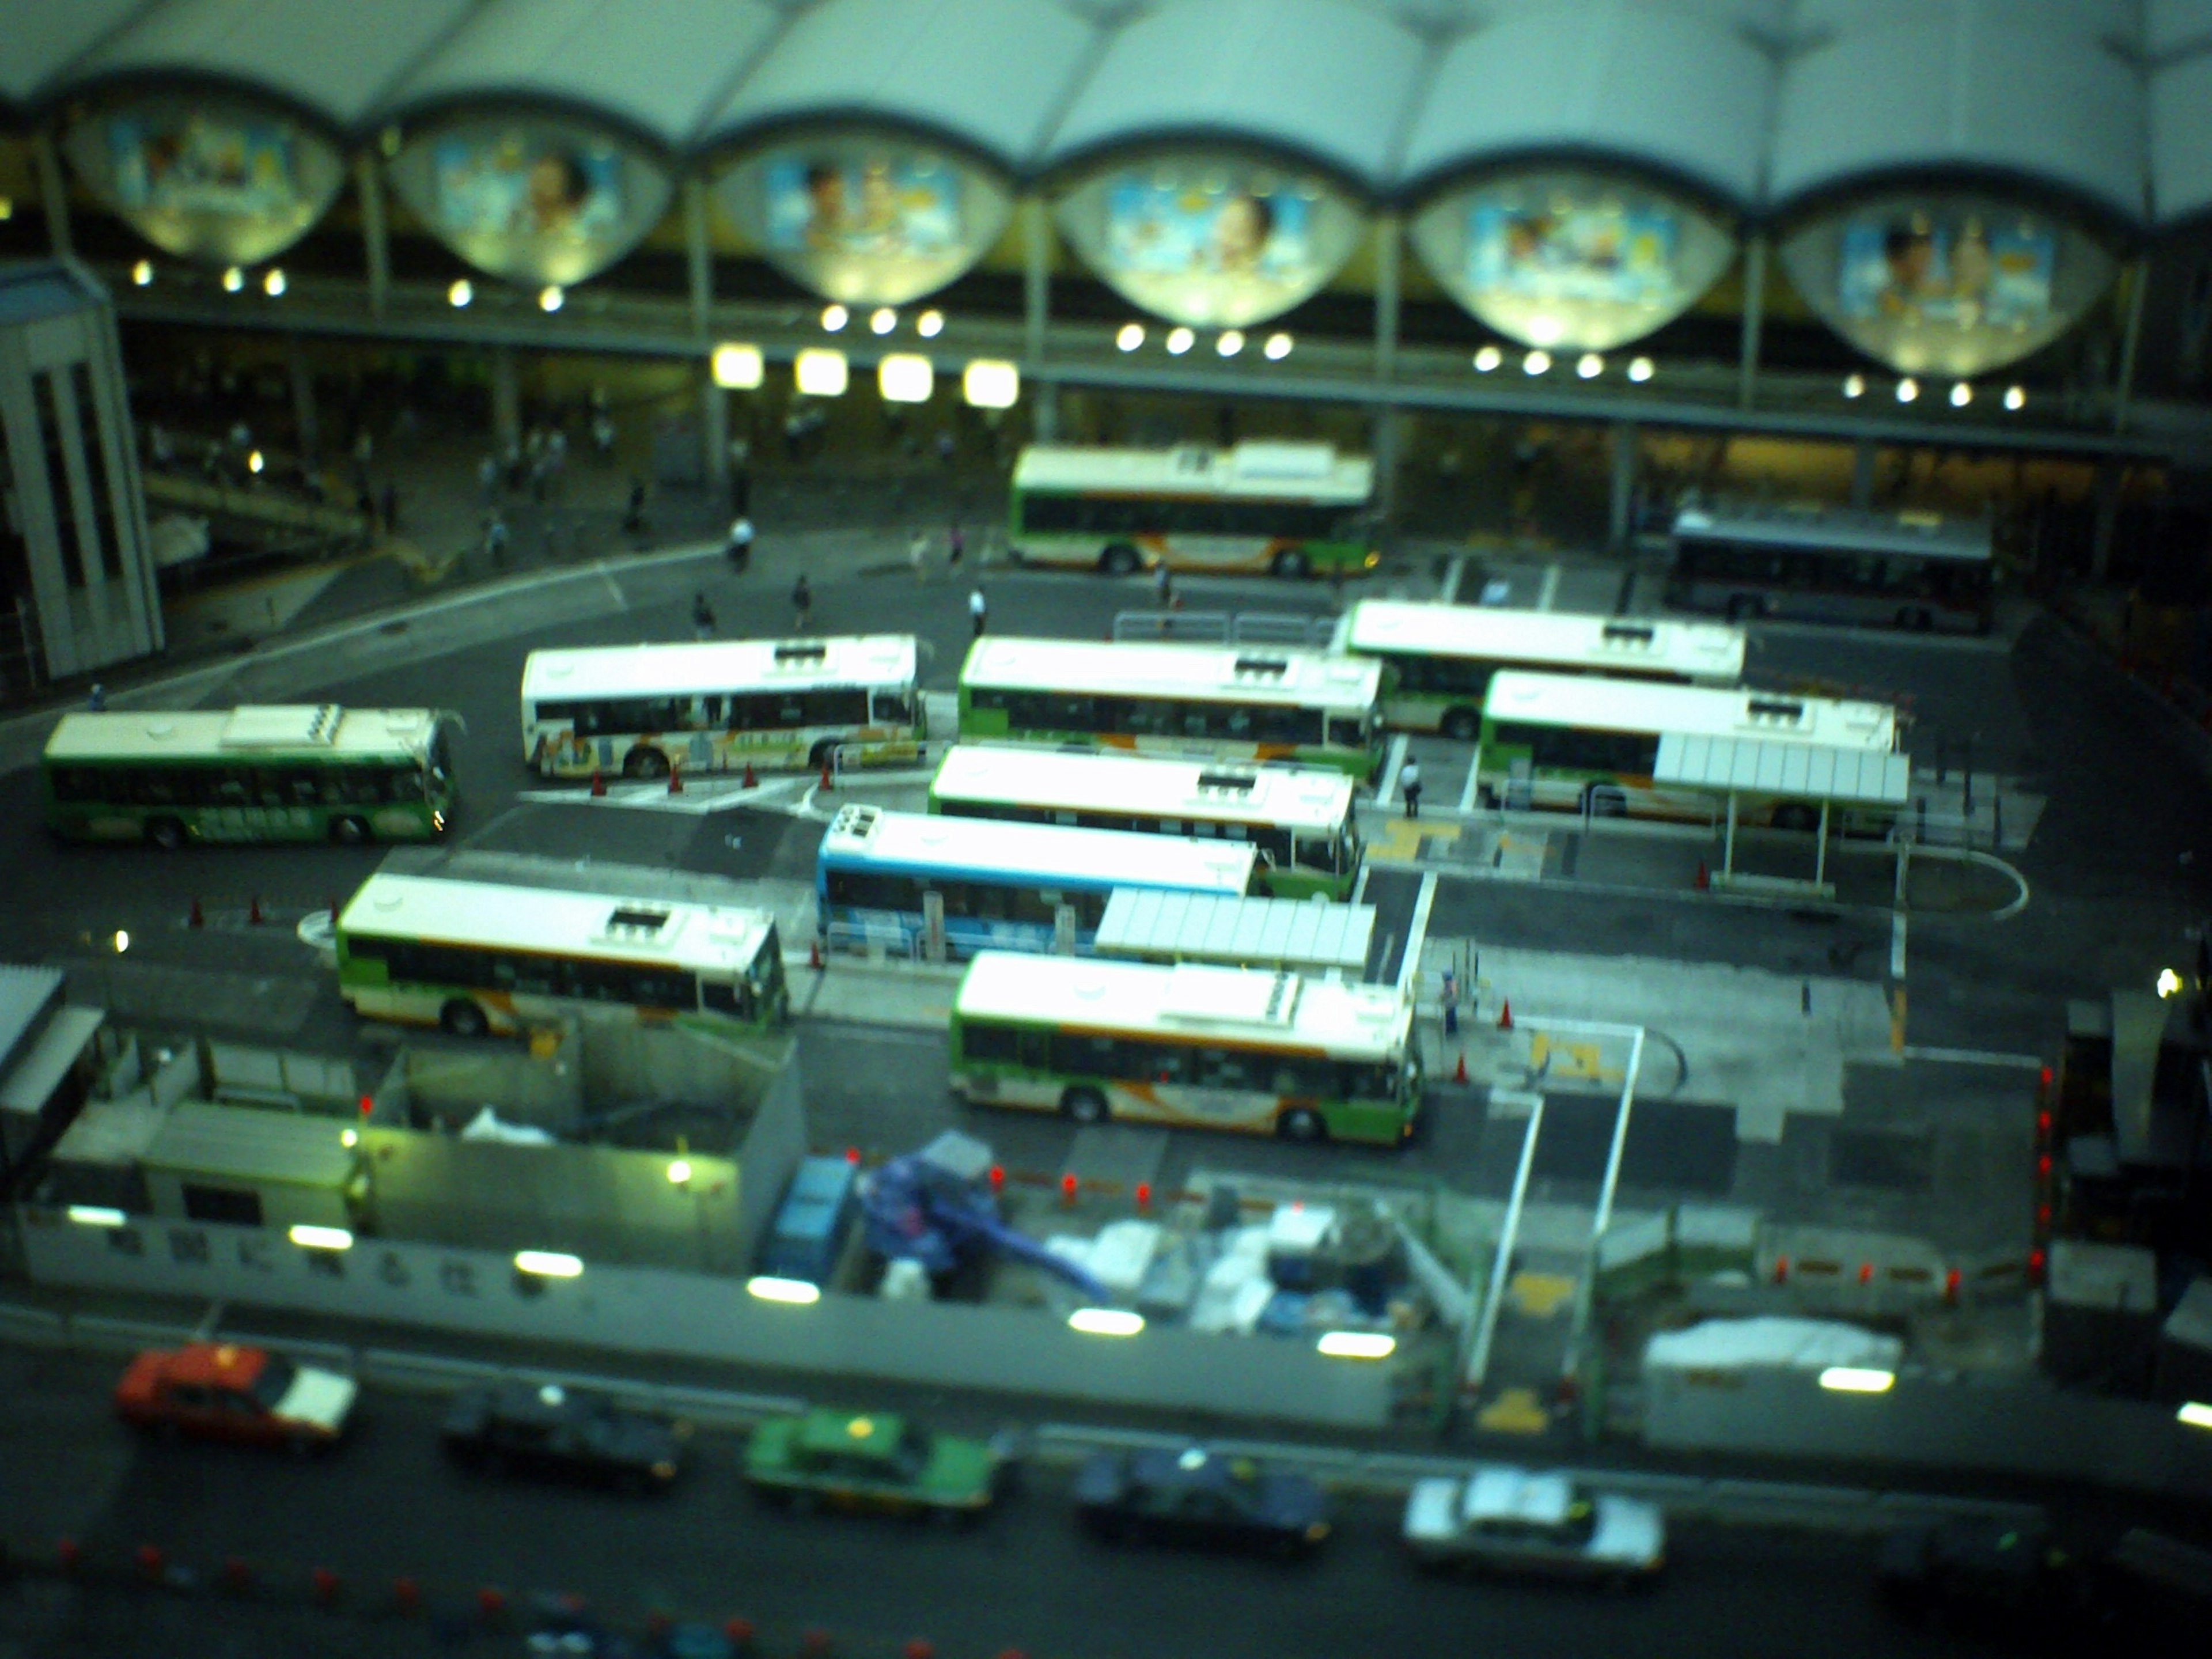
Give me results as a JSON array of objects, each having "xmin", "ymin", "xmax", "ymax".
[
  {"xmin": 1656, "ymin": 733, "xmax": 1911, "ymax": 808},
  {"xmin": 1095, "ymin": 889, "xmax": 1375, "ymax": 979}
]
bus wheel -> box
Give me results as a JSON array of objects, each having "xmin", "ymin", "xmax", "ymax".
[
  {"xmin": 622, "ymin": 748, "xmax": 669, "ymax": 781},
  {"xmin": 1100, "ymin": 544, "xmax": 1141, "ymax": 577},
  {"xmin": 1060, "ymin": 1088, "xmax": 1108, "ymax": 1125},
  {"xmin": 440, "ymin": 999, "xmax": 489, "ymax": 1039},
  {"xmin": 329, "ymin": 816, "xmax": 369, "ymax": 846},
  {"xmin": 1271, "ymin": 548, "xmax": 1310, "ymax": 580},
  {"xmin": 145, "ymin": 817, "xmax": 186, "ymax": 852},
  {"xmin": 1277, "ymin": 1108, "xmax": 1327, "ymax": 1143},
  {"xmin": 1441, "ymin": 708, "xmax": 1480, "ymax": 741}
]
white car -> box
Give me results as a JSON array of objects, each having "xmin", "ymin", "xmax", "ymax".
[{"xmin": 1402, "ymin": 1465, "xmax": 1666, "ymax": 1585}]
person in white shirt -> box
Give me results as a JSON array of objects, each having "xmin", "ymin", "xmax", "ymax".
[
  {"xmin": 968, "ymin": 587, "xmax": 988, "ymax": 638},
  {"xmin": 1399, "ymin": 758, "xmax": 1423, "ymax": 819}
]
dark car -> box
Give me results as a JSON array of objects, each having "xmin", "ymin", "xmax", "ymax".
[
  {"xmin": 1877, "ymin": 1516, "xmax": 2085, "ymax": 1639},
  {"xmin": 441, "ymin": 1382, "xmax": 685, "ymax": 1493},
  {"xmin": 1073, "ymin": 1445, "xmax": 1331, "ymax": 1556}
]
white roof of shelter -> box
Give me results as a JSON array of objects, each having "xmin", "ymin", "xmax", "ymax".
[
  {"xmin": 1095, "ymin": 889, "xmax": 1376, "ymax": 976},
  {"xmin": 1655, "ymin": 733, "xmax": 1911, "ymax": 806},
  {"xmin": 1643, "ymin": 1315, "xmax": 1903, "ymax": 1374}
]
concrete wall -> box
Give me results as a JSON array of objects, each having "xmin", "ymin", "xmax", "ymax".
[
  {"xmin": 12, "ymin": 1206, "xmax": 1392, "ymax": 1430},
  {"xmin": 382, "ymin": 1027, "xmax": 585, "ymax": 1136},
  {"xmin": 1643, "ymin": 1365, "xmax": 2212, "ymax": 1501},
  {"xmin": 731, "ymin": 1048, "xmax": 807, "ymax": 1274},
  {"xmin": 204, "ymin": 1040, "xmax": 358, "ymax": 1112}
]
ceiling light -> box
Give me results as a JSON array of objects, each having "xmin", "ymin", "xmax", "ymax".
[
  {"xmin": 1522, "ymin": 350, "xmax": 1551, "ymax": 376},
  {"xmin": 539, "ymin": 285, "xmax": 564, "ymax": 313},
  {"xmin": 262, "ymin": 267, "xmax": 286, "ymax": 297},
  {"xmin": 963, "ymin": 359, "xmax": 1020, "ymax": 410},
  {"xmin": 1263, "ymin": 332, "xmax": 1292, "ymax": 360},
  {"xmin": 1576, "ymin": 353, "xmax": 1603, "ymax": 380},
  {"xmin": 711, "ymin": 342, "xmax": 763, "ymax": 389},
  {"xmin": 1317, "ymin": 1331, "xmax": 1396, "ymax": 1359},
  {"xmin": 1165, "ymin": 327, "xmax": 1195, "ymax": 355},
  {"xmin": 794, "ymin": 349, "xmax": 849, "ymax": 397},
  {"xmin": 747, "ymin": 1275, "xmax": 821, "ymax": 1305},
  {"xmin": 916, "ymin": 309, "xmax": 944, "ymax": 339},
  {"xmin": 2004, "ymin": 385, "xmax": 2027, "ymax": 411},
  {"xmin": 1817, "ymin": 1366, "xmax": 1895, "ymax": 1393},
  {"xmin": 1895, "ymin": 377, "xmax": 1919, "ymax": 404},
  {"xmin": 448, "ymin": 278, "xmax": 473, "ymax": 308},
  {"xmin": 66, "ymin": 1205, "xmax": 127, "ymax": 1228},
  {"xmin": 1216, "ymin": 329, "xmax": 1244, "ymax": 358},
  {"xmin": 131, "ymin": 260, "xmax": 153, "ymax": 286},
  {"xmin": 1474, "ymin": 345, "xmax": 1502, "ymax": 373},
  {"xmin": 1068, "ymin": 1308, "xmax": 1145, "ymax": 1336},
  {"xmin": 870, "ymin": 307, "xmax": 897, "ymax": 336},
  {"xmin": 221, "ymin": 266, "xmax": 244, "ymax": 293},
  {"xmin": 820, "ymin": 304, "xmax": 849, "ymax": 332},
  {"xmin": 878, "ymin": 353, "xmax": 934, "ymax": 403},
  {"xmin": 1843, "ymin": 373, "xmax": 1865, "ymax": 399},
  {"xmin": 1627, "ymin": 356, "xmax": 1653, "ymax": 382},
  {"xmin": 514, "ymin": 1250, "xmax": 583, "ymax": 1278},
  {"xmin": 1116, "ymin": 323, "xmax": 1145, "ymax": 352},
  {"xmin": 1949, "ymin": 381, "xmax": 1972, "ymax": 408},
  {"xmin": 289, "ymin": 1225, "xmax": 353, "ymax": 1250}
]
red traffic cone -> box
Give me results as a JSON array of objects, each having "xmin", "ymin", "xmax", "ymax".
[
  {"xmin": 1496, "ymin": 998, "xmax": 1513, "ymax": 1031},
  {"xmin": 808, "ymin": 938, "xmax": 824, "ymax": 971},
  {"xmin": 589, "ymin": 770, "xmax": 605, "ymax": 797},
  {"xmin": 248, "ymin": 895, "xmax": 264, "ymax": 926},
  {"xmin": 1694, "ymin": 859, "xmax": 1710, "ymax": 892},
  {"xmin": 188, "ymin": 897, "xmax": 204, "ymax": 929},
  {"xmin": 819, "ymin": 761, "xmax": 834, "ymax": 794},
  {"xmin": 668, "ymin": 764, "xmax": 684, "ymax": 795},
  {"xmin": 742, "ymin": 762, "xmax": 757, "ymax": 789},
  {"xmin": 1453, "ymin": 1051, "xmax": 1468, "ymax": 1084}
]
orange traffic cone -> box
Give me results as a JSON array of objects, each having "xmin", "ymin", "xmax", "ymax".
[
  {"xmin": 819, "ymin": 761, "xmax": 834, "ymax": 794},
  {"xmin": 1496, "ymin": 998, "xmax": 1513, "ymax": 1031},
  {"xmin": 248, "ymin": 895, "xmax": 264, "ymax": 926},
  {"xmin": 1453, "ymin": 1051, "xmax": 1468, "ymax": 1084},
  {"xmin": 188, "ymin": 897, "xmax": 204, "ymax": 929},
  {"xmin": 1694, "ymin": 859, "xmax": 1710, "ymax": 892},
  {"xmin": 589, "ymin": 770, "xmax": 605, "ymax": 797},
  {"xmin": 668, "ymin": 764, "xmax": 684, "ymax": 795},
  {"xmin": 741, "ymin": 762, "xmax": 757, "ymax": 789},
  {"xmin": 808, "ymin": 938, "xmax": 825, "ymax": 971}
]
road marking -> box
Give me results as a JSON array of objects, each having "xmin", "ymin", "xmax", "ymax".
[
  {"xmin": 1379, "ymin": 733, "xmax": 1409, "ymax": 807},
  {"xmin": 1440, "ymin": 555, "xmax": 1465, "ymax": 602},
  {"xmin": 1536, "ymin": 563, "xmax": 1561, "ymax": 611},
  {"xmin": 1475, "ymin": 1387, "xmax": 1552, "ymax": 1435},
  {"xmin": 1397, "ymin": 873, "xmax": 1438, "ymax": 995},
  {"xmin": 1457, "ymin": 744, "xmax": 1483, "ymax": 813},
  {"xmin": 1350, "ymin": 863, "xmax": 1372, "ymax": 904},
  {"xmin": 1508, "ymin": 1272, "xmax": 1577, "ymax": 1317},
  {"xmin": 600, "ymin": 569, "xmax": 627, "ymax": 607},
  {"xmin": 1891, "ymin": 911, "xmax": 1907, "ymax": 980},
  {"xmin": 1899, "ymin": 1046, "xmax": 2044, "ymax": 1069}
]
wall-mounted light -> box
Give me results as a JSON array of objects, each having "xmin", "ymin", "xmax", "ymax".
[
  {"xmin": 1067, "ymin": 1308, "xmax": 1145, "ymax": 1337},
  {"xmin": 711, "ymin": 343, "xmax": 763, "ymax": 389},
  {"xmin": 448, "ymin": 278, "xmax": 473, "ymax": 308},
  {"xmin": 747, "ymin": 1275, "xmax": 821, "ymax": 1305},
  {"xmin": 869, "ymin": 308, "xmax": 897, "ymax": 336},
  {"xmin": 1894, "ymin": 377, "xmax": 1918, "ymax": 404},
  {"xmin": 112, "ymin": 930, "xmax": 129, "ymax": 954},
  {"xmin": 666, "ymin": 1157, "xmax": 693, "ymax": 1187},
  {"xmin": 1116, "ymin": 323, "xmax": 1145, "ymax": 352},
  {"xmin": 263, "ymin": 267, "xmax": 287, "ymax": 297},
  {"xmin": 878, "ymin": 353, "xmax": 935, "ymax": 404},
  {"xmin": 539, "ymin": 286, "xmax": 564, "ymax": 313},
  {"xmin": 1473, "ymin": 345, "xmax": 1502, "ymax": 373},
  {"xmin": 1576, "ymin": 353, "xmax": 1604, "ymax": 380},
  {"xmin": 916, "ymin": 309, "xmax": 944, "ymax": 339},
  {"xmin": 1949, "ymin": 381, "xmax": 1972, "ymax": 408},
  {"xmin": 221, "ymin": 266, "xmax": 244, "ymax": 293},
  {"xmin": 963, "ymin": 359, "xmax": 1020, "ymax": 409},
  {"xmin": 1817, "ymin": 1365, "xmax": 1895, "ymax": 1393},
  {"xmin": 1627, "ymin": 357, "xmax": 1654, "ymax": 383},
  {"xmin": 1317, "ymin": 1331, "xmax": 1396, "ymax": 1360},
  {"xmin": 66, "ymin": 1205, "xmax": 127, "ymax": 1228},
  {"xmin": 2157, "ymin": 967, "xmax": 2184, "ymax": 999},
  {"xmin": 794, "ymin": 349, "xmax": 849, "ymax": 397},
  {"xmin": 1264, "ymin": 332, "xmax": 1293, "ymax": 361},
  {"xmin": 289, "ymin": 1225, "xmax": 353, "ymax": 1251},
  {"xmin": 1215, "ymin": 330, "xmax": 1244, "ymax": 358},
  {"xmin": 514, "ymin": 1249, "xmax": 583, "ymax": 1278},
  {"xmin": 1843, "ymin": 373, "xmax": 1865, "ymax": 399},
  {"xmin": 820, "ymin": 304, "xmax": 849, "ymax": 333},
  {"xmin": 247, "ymin": 450, "xmax": 265, "ymax": 475},
  {"xmin": 1165, "ymin": 327, "xmax": 1195, "ymax": 356},
  {"xmin": 2004, "ymin": 385, "xmax": 2027, "ymax": 411},
  {"xmin": 340, "ymin": 1127, "xmax": 359, "ymax": 1148},
  {"xmin": 1522, "ymin": 350, "xmax": 1552, "ymax": 376},
  {"xmin": 2180, "ymin": 1401, "xmax": 2212, "ymax": 1430},
  {"xmin": 131, "ymin": 260, "xmax": 153, "ymax": 287}
]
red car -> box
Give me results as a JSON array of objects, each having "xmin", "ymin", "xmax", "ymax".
[{"xmin": 114, "ymin": 1342, "xmax": 358, "ymax": 1452}]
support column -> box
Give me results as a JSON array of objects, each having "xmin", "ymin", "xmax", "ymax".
[
  {"xmin": 2112, "ymin": 257, "xmax": 2148, "ymax": 434},
  {"xmin": 1372, "ymin": 214, "xmax": 1402, "ymax": 383},
  {"xmin": 1815, "ymin": 800, "xmax": 1831, "ymax": 889},
  {"xmin": 1736, "ymin": 236, "xmax": 1767, "ymax": 412},
  {"xmin": 491, "ymin": 346, "xmax": 521, "ymax": 454},
  {"xmin": 701, "ymin": 372, "xmax": 729, "ymax": 490},
  {"xmin": 683, "ymin": 177, "xmax": 713, "ymax": 343},
  {"xmin": 1850, "ymin": 438, "xmax": 1878, "ymax": 508},
  {"xmin": 287, "ymin": 339, "xmax": 319, "ymax": 467},
  {"xmin": 1021, "ymin": 198, "xmax": 1051, "ymax": 368},
  {"xmin": 1031, "ymin": 380, "xmax": 1060, "ymax": 443},
  {"xmin": 1724, "ymin": 792, "xmax": 1740, "ymax": 881},
  {"xmin": 355, "ymin": 155, "xmax": 390, "ymax": 319},
  {"xmin": 1607, "ymin": 421, "xmax": 1638, "ymax": 551},
  {"xmin": 33, "ymin": 134, "xmax": 71, "ymax": 257},
  {"xmin": 1372, "ymin": 410, "xmax": 1402, "ymax": 519}
]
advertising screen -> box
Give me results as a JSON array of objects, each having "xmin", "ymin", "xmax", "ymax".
[
  {"xmin": 762, "ymin": 157, "xmax": 962, "ymax": 258},
  {"xmin": 1465, "ymin": 201, "xmax": 1681, "ymax": 305},
  {"xmin": 1837, "ymin": 214, "xmax": 2055, "ymax": 330},
  {"xmin": 106, "ymin": 113, "xmax": 300, "ymax": 218},
  {"xmin": 431, "ymin": 135, "xmax": 625, "ymax": 242},
  {"xmin": 1100, "ymin": 180, "xmax": 1316, "ymax": 285}
]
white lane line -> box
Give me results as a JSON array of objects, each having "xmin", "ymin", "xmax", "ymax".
[
  {"xmin": 1397, "ymin": 872, "xmax": 1439, "ymax": 997},
  {"xmin": 600, "ymin": 568, "xmax": 627, "ymax": 607},
  {"xmin": 1891, "ymin": 911, "xmax": 1907, "ymax": 980},
  {"xmin": 1379, "ymin": 733, "xmax": 1410, "ymax": 808},
  {"xmin": 1536, "ymin": 564, "xmax": 1562, "ymax": 611},
  {"xmin": 1898, "ymin": 1046, "xmax": 2045, "ymax": 1069},
  {"xmin": 1350, "ymin": 863, "xmax": 1373, "ymax": 905},
  {"xmin": 1457, "ymin": 744, "xmax": 1483, "ymax": 813},
  {"xmin": 1440, "ymin": 556, "xmax": 1466, "ymax": 603}
]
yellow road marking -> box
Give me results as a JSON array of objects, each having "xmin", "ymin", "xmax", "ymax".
[
  {"xmin": 1475, "ymin": 1387, "xmax": 1552, "ymax": 1434},
  {"xmin": 1370, "ymin": 817, "xmax": 1461, "ymax": 862},
  {"xmin": 1507, "ymin": 1272, "xmax": 1577, "ymax": 1317}
]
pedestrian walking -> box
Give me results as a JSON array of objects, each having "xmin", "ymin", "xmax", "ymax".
[
  {"xmin": 1398, "ymin": 757, "xmax": 1423, "ymax": 820},
  {"xmin": 590, "ymin": 411, "xmax": 616, "ymax": 458},
  {"xmin": 692, "ymin": 592, "xmax": 717, "ymax": 641},
  {"xmin": 947, "ymin": 524, "xmax": 965, "ymax": 571},
  {"xmin": 791, "ymin": 574, "xmax": 813, "ymax": 633},
  {"xmin": 484, "ymin": 513, "xmax": 509, "ymax": 568},
  {"xmin": 1154, "ymin": 562, "xmax": 1175, "ymax": 609},
  {"xmin": 726, "ymin": 516, "xmax": 755, "ymax": 570},
  {"xmin": 910, "ymin": 530, "xmax": 930, "ymax": 583},
  {"xmin": 623, "ymin": 477, "xmax": 648, "ymax": 537},
  {"xmin": 86, "ymin": 683, "xmax": 106, "ymax": 713},
  {"xmin": 968, "ymin": 585, "xmax": 988, "ymax": 638}
]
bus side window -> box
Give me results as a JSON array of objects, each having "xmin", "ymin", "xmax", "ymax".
[
  {"xmin": 957, "ymin": 1022, "xmax": 1019, "ymax": 1062},
  {"xmin": 870, "ymin": 690, "xmax": 912, "ymax": 724},
  {"xmin": 1016, "ymin": 1031, "xmax": 1050, "ymax": 1069},
  {"xmin": 700, "ymin": 978, "xmax": 752, "ymax": 1018},
  {"xmin": 1327, "ymin": 715, "xmax": 1365, "ymax": 747}
]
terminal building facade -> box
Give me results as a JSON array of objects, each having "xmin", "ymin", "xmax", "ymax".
[{"xmin": 2, "ymin": 0, "xmax": 2211, "ymax": 648}]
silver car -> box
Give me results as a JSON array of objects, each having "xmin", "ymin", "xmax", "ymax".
[{"xmin": 1402, "ymin": 1464, "xmax": 1665, "ymax": 1585}]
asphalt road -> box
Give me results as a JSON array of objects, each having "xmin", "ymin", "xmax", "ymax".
[{"xmin": 0, "ymin": 1344, "xmax": 1984, "ymax": 1659}]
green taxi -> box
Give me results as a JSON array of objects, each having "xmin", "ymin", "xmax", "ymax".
[{"xmin": 744, "ymin": 1408, "xmax": 1015, "ymax": 1520}]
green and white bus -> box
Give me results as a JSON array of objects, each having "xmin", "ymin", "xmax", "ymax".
[
  {"xmin": 958, "ymin": 638, "xmax": 1385, "ymax": 781},
  {"xmin": 521, "ymin": 635, "xmax": 922, "ymax": 781},
  {"xmin": 1008, "ymin": 442, "xmax": 1380, "ymax": 578},
  {"xmin": 335, "ymin": 872, "xmax": 787, "ymax": 1039},
  {"xmin": 949, "ymin": 951, "xmax": 1421, "ymax": 1146},
  {"xmin": 1476, "ymin": 669, "xmax": 1900, "ymax": 828},
  {"xmin": 927, "ymin": 745, "xmax": 1362, "ymax": 901},
  {"xmin": 43, "ymin": 705, "xmax": 459, "ymax": 850},
  {"xmin": 1335, "ymin": 600, "xmax": 1747, "ymax": 738}
]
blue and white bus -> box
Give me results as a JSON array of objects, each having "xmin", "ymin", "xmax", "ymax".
[{"xmin": 816, "ymin": 804, "xmax": 1260, "ymax": 959}]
